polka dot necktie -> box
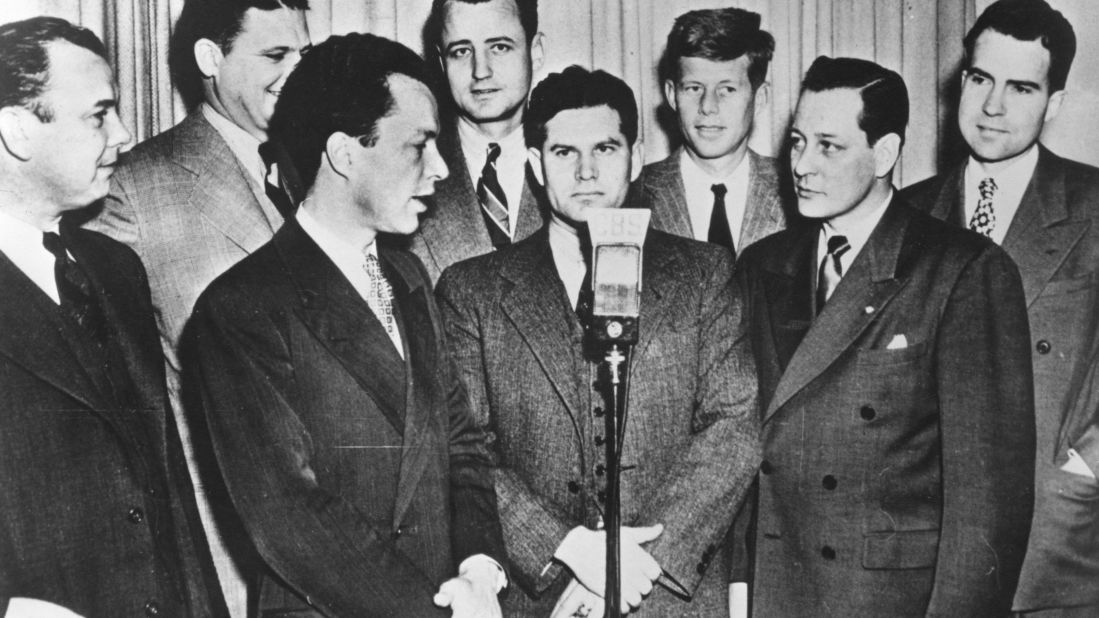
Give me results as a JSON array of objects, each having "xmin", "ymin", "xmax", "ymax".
[{"xmin": 969, "ymin": 177, "xmax": 997, "ymax": 237}]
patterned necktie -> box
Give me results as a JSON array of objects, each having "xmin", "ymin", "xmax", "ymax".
[
  {"xmin": 362, "ymin": 252, "xmax": 402, "ymax": 355},
  {"xmin": 259, "ymin": 142, "xmax": 295, "ymax": 220},
  {"xmin": 707, "ymin": 183, "xmax": 735, "ymax": 257},
  {"xmin": 969, "ymin": 177, "xmax": 997, "ymax": 237},
  {"xmin": 477, "ymin": 142, "xmax": 511, "ymax": 249},
  {"xmin": 43, "ymin": 231, "xmax": 108, "ymax": 347},
  {"xmin": 816, "ymin": 234, "xmax": 851, "ymax": 313}
]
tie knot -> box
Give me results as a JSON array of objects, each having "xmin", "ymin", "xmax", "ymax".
[
  {"xmin": 42, "ymin": 231, "xmax": 66, "ymax": 260},
  {"xmin": 259, "ymin": 141, "xmax": 279, "ymax": 172},
  {"xmin": 486, "ymin": 142, "xmax": 502, "ymax": 165},
  {"xmin": 826, "ymin": 234, "xmax": 850, "ymax": 257},
  {"xmin": 979, "ymin": 177, "xmax": 997, "ymax": 199},
  {"xmin": 711, "ymin": 183, "xmax": 727, "ymax": 198}
]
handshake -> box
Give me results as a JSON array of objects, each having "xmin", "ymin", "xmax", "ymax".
[{"xmin": 550, "ymin": 524, "xmax": 665, "ymax": 617}]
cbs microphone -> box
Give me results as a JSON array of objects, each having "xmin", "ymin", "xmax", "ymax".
[{"xmin": 586, "ymin": 208, "xmax": 651, "ymax": 346}]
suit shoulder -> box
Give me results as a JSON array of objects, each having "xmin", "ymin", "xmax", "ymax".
[
  {"xmin": 649, "ymin": 229, "xmax": 733, "ymax": 273},
  {"xmin": 638, "ymin": 155, "xmax": 678, "ymax": 187},
  {"xmin": 899, "ymin": 172, "xmax": 950, "ymax": 213},
  {"xmin": 439, "ymin": 244, "xmax": 509, "ymax": 286},
  {"xmin": 72, "ymin": 226, "xmax": 145, "ymax": 271},
  {"xmin": 197, "ymin": 241, "xmax": 284, "ymax": 309}
]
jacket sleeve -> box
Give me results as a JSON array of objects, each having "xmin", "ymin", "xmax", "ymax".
[
  {"xmin": 182, "ymin": 289, "xmax": 447, "ymax": 618},
  {"xmin": 926, "ymin": 245, "xmax": 1035, "ymax": 617}
]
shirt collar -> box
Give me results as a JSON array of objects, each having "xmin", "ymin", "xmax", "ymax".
[
  {"xmin": 679, "ymin": 148, "xmax": 750, "ymax": 188},
  {"xmin": 296, "ymin": 203, "xmax": 377, "ymax": 264},
  {"xmin": 820, "ymin": 188, "xmax": 893, "ymax": 266},
  {"xmin": 201, "ymin": 103, "xmax": 265, "ymax": 186},
  {"xmin": 457, "ymin": 117, "xmax": 526, "ymax": 165}
]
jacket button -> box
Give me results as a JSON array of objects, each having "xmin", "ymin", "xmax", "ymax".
[
  {"xmin": 593, "ymin": 407, "xmax": 604, "ymax": 417},
  {"xmin": 696, "ymin": 562, "xmax": 706, "ymax": 575},
  {"xmin": 595, "ymin": 464, "xmax": 605, "ymax": 476},
  {"xmin": 144, "ymin": 600, "xmax": 160, "ymax": 616},
  {"xmin": 594, "ymin": 435, "xmax": 605, "ymax": 446},
  {"xmin": 567, "ymin": 480, "xmax": 580, "ymax": 494},
  {"xmin": 1036, "ymin": 340, "xmax": 1052, "ymax": 355},
  {"xmin": 822, "ymin": 475, "xmax": 837, "ymax": 490},
  {"xmin": 821, "ymin": 546, "xmax": 836, "ymax": 560},
  {"xmin": 127, "ymin": 507, "xmax": 145, "ymax": 524},
  {"xmin": 597, "ymin": 490, "xmax": 606, "ymax": 503},
  {"xmin": 392, "ymin": 525, "xmax": 404, "ymax": 540},
  {"xmin": 860, "ymin": 406, "xmax": 876, "ymax": 421},
  {"xmin": 760, "ymin": 460, "xmax": 773, "ymax": 475}
]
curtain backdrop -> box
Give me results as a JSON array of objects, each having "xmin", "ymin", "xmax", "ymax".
[{"xmin": 3, "ymin": 0, "xmax": 1096, "ymax": 185}]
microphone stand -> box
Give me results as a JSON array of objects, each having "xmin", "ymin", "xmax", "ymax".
[{"xmin": 601, "ymin": 343, "xmax": 630, "ymax": 618}]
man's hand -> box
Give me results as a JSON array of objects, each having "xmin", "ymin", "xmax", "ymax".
[
  {"xmin": 553, "ymin": 524, "xmax": 663, "ymax": 611},
  {"xmin": 550, "ymin": 578, "xmax": 605, "ymax": 618},
  {"xmin": 433, "ymin": 559, "xmax": 503, "ymax": 618},
  {"xmin": 5, "ymin": 599, "xmax": 83, "ymax": 618}
]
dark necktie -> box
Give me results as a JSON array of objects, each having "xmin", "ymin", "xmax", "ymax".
[
  {"xmin": 477, "ymin": 143, "xmax": 511, "ymax": 249},
  {"xmin": 575, "ymin": 261, "xmax": 593, "ymax": 322},
  {"xmin": 43, "ymin": 231, "xmax": 108, "ymax": 347},
  {"xmin": 816, "ymin": 234, "xmax": 851, "ymax": 313},
  {"xmin": 259, "ymin": 143, "xmax": 296, "ymax": 220},
  {"xmin": 968, "ymin": 177, "xmax": 997, "ymax": 237},
  {"xmin": 707, "ymin": 183, "xmax": 735, "ymax": 258}
]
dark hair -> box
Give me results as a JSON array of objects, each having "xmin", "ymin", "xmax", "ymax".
[
  {"xmin": 425, "ymin": 0, "xmax": 538, "ymax": 51},
  {"xmin": 658, "ymin": 8, "xmax": 774, "ymax": 90},
  {"xmin": 268, "ymin": 32, "xmax": 431, "ymax": 192},
  {"xmin": 0, "ymin": 16, "xmax": 107, "ymax": 121},
  {"xmin": 524, "ymin": 65, "xmax": 638, "ymax": 150},
  {"xmin": 169, "ymin": 0, "xmax": 310, "ymax": 109},
  {"xmin": 800, "ymin": 56, "xmax": 908, "ymax": 146},
  {"xmin": 964, "ymin": 0, "xmax": 1075, "ymax": 92}
]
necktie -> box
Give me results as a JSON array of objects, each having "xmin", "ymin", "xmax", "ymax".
[
  {"xmin": 575, "ymin": 261, "xmax": 593, "ymax": 322},
  {"xmin": 43, "ymin": 231, "xmax": 108, "ymax": 347},
  {"xmin": 969, "ymin": 177, "xmax": 997, "ymax": 237},
  {"xmin": 477, "ymin": 143, "xmax": 511, "ymax": 249},
  {"xmin": 363, "ymin": 252, "xmax": 402, "ymax": 355},
  {"xmin": 707, "ymin": 183, "xmax": 735, "ymax": 257},
  {"xmin": 816, "ymin": 234, "xmax": 851, "ymax": 313},
  {"xmin": 259, "ymin": 143, "xmax": 296, "ymax": 220}
]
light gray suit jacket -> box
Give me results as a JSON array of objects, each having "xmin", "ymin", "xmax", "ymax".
[
  {"xmin": 404, "ymin": 126, "xmax": 545, "ymax": 284},
  {"xmin": 638, "ymin": 149, "xmax": 790, "ymax": 253}
]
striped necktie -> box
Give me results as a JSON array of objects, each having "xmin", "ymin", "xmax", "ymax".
[
  {"xmin": 477, "ymin": 142, "xmax": 511, "ymax": 248},
  {"xmin": 816, "ymin": 234, "xmax": 851, "ymax": 312}
]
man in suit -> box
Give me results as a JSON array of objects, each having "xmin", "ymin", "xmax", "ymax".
[
  {"xmin": 902, "ymin": 2, "xmax": 1099, "ymax": 613},
  {"xmin": 736, "ymin": 56, "xmax": 1035, "ymax": 616},
  {"xmin": 410, "ymin": 0, "xmax": 547, "ymax": 282},
  {"xmin": 0, "ymin": 17, "xmax": 225, "ymax": 617},
  {"xmin": 638, "ymin": 7, "xmax": 789, "ymax": 257},
  {"xmin": 83, "ymin": 1, "xmax": 311, "ymax": 614},
  {"xmin": 183, "ymin": 33, "xmax": 507, "ymax": 617},
  {"xmin": 437, "ymin": 66, "xmax": 760, "ymax": 617}
]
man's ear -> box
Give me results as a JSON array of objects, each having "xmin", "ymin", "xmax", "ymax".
[
  {"xmin": 630, "ymin": 140, "xmax": 643, "ymax": 183},
  {"xmin": 872, "ymin": 132, "xmax": 902, "ymax": 178},
  {"xmin": 325, "ymin": 132, "xmax": 356, "ymax": 180},
  {"xmin": 663, "ymin": 80, "xmax": 677, "ymax": 111},
  {"xmin": 1045, "ymin": 89, "xmax": 1067, "ymax": 124},
  {"xmin": 753, "ymin": 81, "xmax": 771, "ymax": 117},
  {"xmin": 529, "ymin": 32, "xmax": 546, "ymax": 75},
  {"xmin": 527, "ymin": 146, "xmax": 544, "ymax": 186},
  {"xmin": 0, "ymin": 106, "xmax": 34, "ymax": 161},
  {"xmin": 194, "ymin": 38, "xmax": 224, "ymax": 79}
]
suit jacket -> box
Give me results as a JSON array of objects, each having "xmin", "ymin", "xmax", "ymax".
[
  {"xmin": 402, "ymin": 124, "xmax": 546, "ymax": 283},
  {"xmin": 903, "ymin": 146, "xmax": 1099, "ymax": 610},
  {"xmin": 736, "ymin": 199, "xmax": 1035, "ymax": 617},
  {"xmin": 436, "ymin": 227, "xmax": 761, "ymax": 616},
  {"xmin": 182, "ymin": 221, "xmax": 506, "ymax": 617},
  {"xmin": 0, "ymin": 223, "xmax": 225, "ymax": 617},
  {"xmin": 638, "ymin": 149, "xmax": 791, "ymax": 253}
]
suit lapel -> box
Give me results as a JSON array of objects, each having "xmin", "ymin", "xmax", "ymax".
[
  {"xmin": 420, "ymin": 130, "xmax": 494, "ymax": 273},
  {"xmin": 645, "ymin": 151, "xmax": 693, "ymax": 238},
  {"xmin": 630, "ymin": 231, "xmax": 676, "ymax": 366},
  {"xmin": 515, "ymin": 163, "xmax": 546, "ymax": 240},
  {"xmin": 757, "ymin": 225, "xmax": 818, "ymax": 383},
  {"xmin": 764, "ymin": 201, "xmax": 909, "ymax": 422},
  {"xmin": 1001, "ymin": 147, "xmax": 1088, "ymax": 307},
  {"xmin": 926, "ymin": 163, "xmax": 967, "ymax": 227},
  {"xmin": 739, "ymin": 151, "xmax": 786, "ymax": 249}
]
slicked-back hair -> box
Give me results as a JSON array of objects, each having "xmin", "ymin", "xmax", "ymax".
[
  {"xmin": 658, "ymin": 7, "xmax": 774, "ymax": 90},
  {"xmin": 964, "ymin": 0, "xmax": 1075, "ymax": 92},
  {"xmin": 0, "ymin": 16, "xmax": 107, "ymax": 121},
  {"xmin": 169, "ymin": 0, "xmax": 310, "ymax": 109},
  {"xmin": 524, "ymin": 65, "xmax": 638, "ymax": 150},
  {"xmin": 425, "ymin": 0, "xmax": 538, "ymax": 51},
  {"xmin": 800, "ymin": 56, "xmax": 909, "ymax": 147},
  {"xmin": 268, "ymin": 32, "xmax": 431, "ymax": 193}
]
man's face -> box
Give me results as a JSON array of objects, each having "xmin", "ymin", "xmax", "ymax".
[
  {"xmin": 203, "ymin": 6, "xmax": 310, "ymax": 140},
  {"xmin": 21, "ymin": 42, "xmax": 131, "ymax": 213},
  {"xmin": 665, "ymin": 55, "xmax": 761, "ymax": 163},
  {"xmin": 530, "ymin": 105, "xmax": 641, "ymax": 225},
  {"xmin": 439, "ymin": 0, "xmax": 542, "ymax": 129},
  {"xmin": 958, "ymin": 29, "xmax": 1062, "ymax": 168},
  {"xmin": 350, "ymin": 75, "xmax": 449, "ymax": 236},
  {"xmin": 789, "ymin": 88, "xmax": 881, "ymax": 224}
]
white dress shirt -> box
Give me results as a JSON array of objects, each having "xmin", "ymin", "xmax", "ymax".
[
  {"xmin": 679, "ymin": 149, "xmax": 751, "ymax": 249},
  {"xmin": 0, "ymin": 208, "xmax": 62, "ymax": 304},
  {"xmin": 548, "ymin": 215, "xmax": 588, "ymax": 308},
  {"xmin": 817, "ymin": 189, "xmax": 893, "ymax": 275},
  {"xmin": 963, "ymin": 144, "xmax": 1039, "ymax": 245},
  {"xmin": 458, "ymin": 118, "xmax": 527, "ymax": 237}
]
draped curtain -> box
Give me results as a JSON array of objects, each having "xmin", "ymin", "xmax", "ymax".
[{"xmin": 4, "ymin": 0, "xmax": 1096, "ymax": 184}]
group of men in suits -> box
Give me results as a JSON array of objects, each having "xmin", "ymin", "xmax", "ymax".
[{"xmin": 2, "ymin": 0, "xmax": 1098, "ymax": 616}]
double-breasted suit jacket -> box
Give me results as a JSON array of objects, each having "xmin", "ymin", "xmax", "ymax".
[
  {"xmin": 637, "ymin": 149, "xmax": 791, "ymax": 253},
  {"xmin": 404, "ymin": 125, "xmax": 546, "ymax": 284},
  {"xmin": 0, "ymin": 223, "xmax": 225, "ymax": 617},
  {"xmin": 183, "ymin": 221, "xmax": 505, "ymax": 617},
  {"xmin": 903, "ymin": 146, "xmax": 1099, "ymax": 611},
  {"xmin": 736, "ymin": 199, "xmax": 1035, "ymax": 617},
  {"xmin": 436, "ymin": 227, "xmax": 761, "ymax": 616}
]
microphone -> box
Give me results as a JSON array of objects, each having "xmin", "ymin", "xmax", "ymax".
[{"xmin": 586, "ymin": 209, "xmax": 651, "ymax": 345}]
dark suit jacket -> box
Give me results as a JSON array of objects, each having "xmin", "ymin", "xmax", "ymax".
[
  {"xmin": 638, "ymin": 149, "xmax": 791, "ymax": 253},
  {"xmin": 436, "ymin": 227, "xmax": 760, "ymax": 616},
  {"xmin": 736, "ymin": 199, "xmax": 1035, "ymax": 617},
  {"xmin": 183, "ymin": 221, "xmax": 505, "ymax": 617},
  {"xmin": 404, "ymin": 125, "xmax": 545, "ymax": 283},
  {"xmin": 903, "ymin": 146, "xmax": 1099, "ymax": 610},
  {"xmin": 0, "ymin": 223, "xmax": 225, "ymax": 617}
]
